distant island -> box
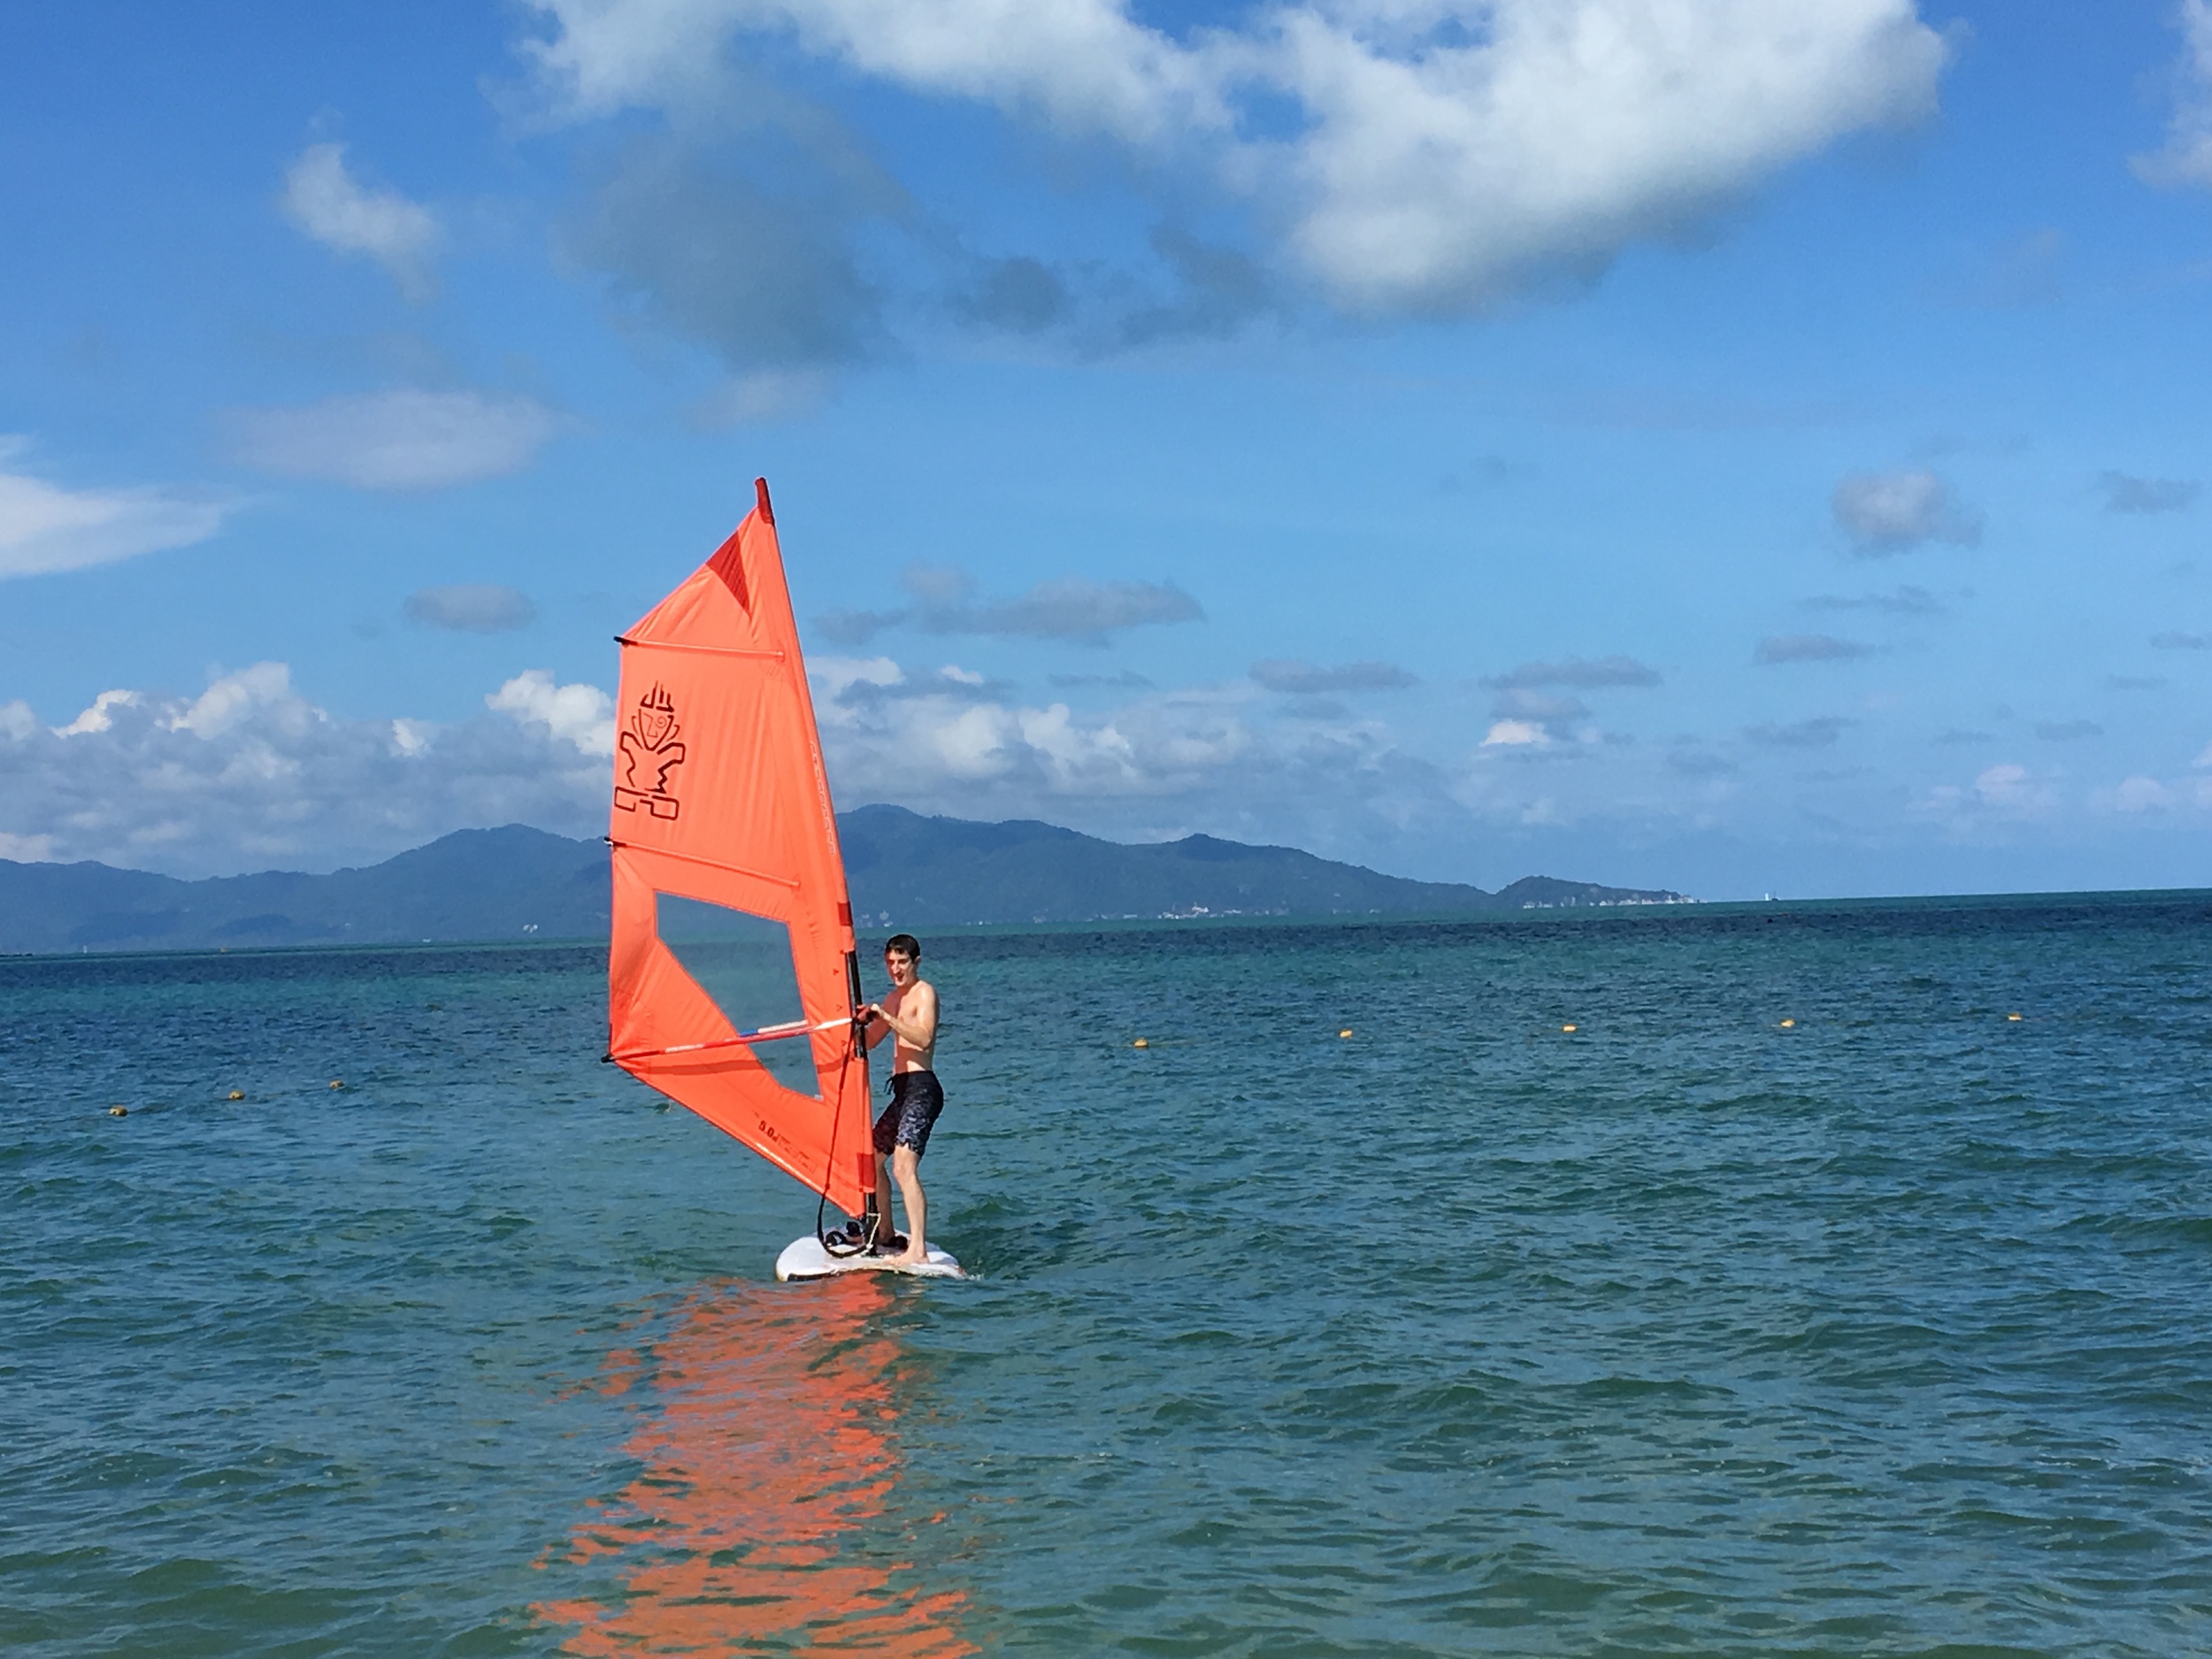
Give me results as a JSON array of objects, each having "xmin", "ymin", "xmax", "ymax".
[{"xmin": 0, "ymin": 804, "xmax": 1690, "ymax": 955}]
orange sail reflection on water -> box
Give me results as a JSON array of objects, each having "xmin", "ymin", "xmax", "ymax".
[{"xmin": 538, "ymin": 1277, "xmax": 974, "ymax": 1657}]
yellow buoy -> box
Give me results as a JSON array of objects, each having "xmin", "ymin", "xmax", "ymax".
[
  {"xmin": 108, "ymin": 1104, "xmax": 128, "ymax": 1118},
  {"xmin": 1779, "ymin": 1018, "xmax": 1795, "ymax": 1029},
  {"xmin": 1561, "ymin": 1024, "xmax": 1578, "ymax": 1033},
  {"xmin": 1339, "ymin": 1029, "xmax": 1354, "ymax": 1040},
  {"xmin": 1132, "ymin": 1038, "xmax": 1148, "ymax": 1048},
  {"xmin": 227, "ymin": 1089, "xmax": 244, "ymax": 1101}
]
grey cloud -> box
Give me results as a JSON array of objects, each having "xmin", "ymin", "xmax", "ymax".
[
  {"xmin": 2152, "ymin": 631, "xmax": 2208, "ymax": 649},
  {"xmin": 824, "ymin": 567, "xmax": 1200, "ymax": 647},
  {"xmin": 1755, "ymin": 634, "xmax": 1875, "ymax": 664},
  {"xmin": 814, "ymin": 607, "xmax": 910, "ymax": 645},
  {"xmin": 1933, "ymin": 728, "xmax": 1993, "ymax": 744},
  {"xmin": 1050, "ymin": 671, "xmax": 1155, "ymax": 690},
  {"xmin": 1491, "ymin": 687, "xmax": 1589, "ymax": 741},
  {"xmin": 833, "ymin": 666, "xmax": 1008, "ymax": 707},
  {"xmin": 404, "ymin": 585, "xmax": 538, "ymax": 633},
  {"xmin": 922, "ymin": 576, "xmax": 1202, "ymax": 644},
  {"xmin": 1438, "ymin": 456, "xmax": 1528, "ymax": 492},
  {"xmin": 2107, "ymin": 674, "xmax": 2168, "ymax": 691},
  {"xmin": 2034, "ymin": 719, "xmax": 2102, "ymax": 741},
  {"xmin": 563, "ymin": 136, "xmax": 884, "ymax": 370},
  {"xmin": 2100, "ymin": 472, "xmax": 2200, "ymax": 515},
  {"xmin": 1804, "ymin": 585, "xmax": 1944, "ymax": 617},
  {"xmin": 956, "ymin": 256, "xmax": 1071, "ymax": 334},
  {"xmin": 1285, "ymin": 698, "xmax": 1349, "ymax": 721},
  {"xmin": 1251, "ymin": 659, "xmax": 1416, "ymax": 694},
  {"xmin": 1832, "ymin": 469, "xmax": 1981, "ymax": 554},
  {"xmin": 1745, "ymin": 716, "xmax": 1852, "ymax": 748},
  {"xmin": 1666, "ymin": 749, "xmax": 1736, "ymax": 776},
  {"xmin": 900, "ymin": 564, "xmax": 975, "ymax": 603},
  {"xmin": 1482, "ymin": 654, "xmax": 1661, "ymax": 690},
  {"xmin": 1116, "ymin": 227, "xmax": 1273, "ymax": 348}
]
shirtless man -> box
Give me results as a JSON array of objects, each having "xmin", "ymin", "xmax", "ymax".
[{"xmin": 858, "ymin": 933, "xmax": 941, "ymax": 1267}]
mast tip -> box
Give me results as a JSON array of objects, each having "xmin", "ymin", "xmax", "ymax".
[{"xmin": 754, "ymin": 476, "xmax": 774, "ymax": 525}]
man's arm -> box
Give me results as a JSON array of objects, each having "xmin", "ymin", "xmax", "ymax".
[{"xmin": 867, "ymin": 983, "xmax": 938, "ymax": 1049}]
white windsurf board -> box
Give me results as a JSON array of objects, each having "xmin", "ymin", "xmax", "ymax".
[{"xmin": 776, "ymin": 1234, "xmax": 964, "ymax": 1281}]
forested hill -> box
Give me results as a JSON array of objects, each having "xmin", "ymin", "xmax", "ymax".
[{"xmin": 0, "ymin": 804, "xmax": 1688, "ymax": 954}]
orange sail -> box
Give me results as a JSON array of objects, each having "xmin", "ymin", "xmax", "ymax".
[{"xmin": 606, "ymin": 479, "xmax": 873, "ymax": 1216}]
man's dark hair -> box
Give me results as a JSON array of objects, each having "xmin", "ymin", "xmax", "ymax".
[{"xmin": 885, "ymin": 933, "xmax": 922, "ymax": 961}]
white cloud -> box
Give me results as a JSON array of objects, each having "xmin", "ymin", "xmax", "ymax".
[
  {"xmin": 0, "ymin": 665, "xmax": 618, "ymax": 876},
  {"xmin": 1482, "ymin": 719, "xmax": 1547, "ymax": 747},
  {"xmin": 1973, "ymin": 763, "xmax": 2032, "ymax": 809},
  {"xmin": 2107, "ymin": 775, "xmax": 2174, "ymax": 814},
  {"xmin": 20, "ymin": 647, "xmax": 2200, "ymax": 894},
  {"xmin": 54, "ymin": 689, "xmax": 142, "ymax": 736},
  {"xmin": 0, "ymin": 655, "xmax": 1503, "ymax": 881},
  {"xmin": 1832, "ymin": 468, "xmax": 1980, "ymax": 553},
  {"xmin": 524, "ymin": 0, "xmax": 1225, "ymax": 139},
  {"xmin": 1914, "ymin": 759, "xmax": 2057, "ymax": 829},
  {"xmin": 487, "ymin": 670, "xmax": 616, "ymax": 756},
  {"xmin": 813, "ymin": 673, "xmax": 1210, "ymax": 796},
  {"xmin": 280, "ymin": 142, "xmax": 441, "ymax": 297},
  {"xmin": 231, "ymin": 391, "xmax": 562, "ymax": 492},
  {"xmin": 2134, "ymin": 0, "xmax": 2212, "ymax": 188},
  {"xmin": 1264, "ymin": 0, "xmax": 1947, "ymax": 310},
  {"xmin": 812, "ymin": 656, "xmax": 905, "ymax": 698},
  {"xmin": 169, "ymin": 662, "xmax": 314, "ymax": 740},
  {"xmin": 1488, "ymin": 687, "xmax": 1590, "ymax": 741},
  {"xmin": 692, "ymin": 368, "xmax": 835, "ymax": 425},
  {"xmin": 0, "ymin": 438, "xmax": 230, "ymax": 580},
  {"xmin": 520, "ymin": 0, "xmax": 1947, "ymax": 313}
]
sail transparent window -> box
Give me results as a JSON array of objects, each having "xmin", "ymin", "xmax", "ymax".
[{"xmin": 656, "ymin": 895, "xmax": 821, "ymax": 1097}]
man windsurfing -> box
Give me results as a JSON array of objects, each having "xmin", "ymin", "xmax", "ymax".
[{"xmin": 847, "ymin": 933, "xmax": 941, "ymax": 1267}]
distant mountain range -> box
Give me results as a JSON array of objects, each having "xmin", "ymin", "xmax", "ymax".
[{"xmin": 0, "ymin": 805, "xmax": 1689, "ymax": 955}]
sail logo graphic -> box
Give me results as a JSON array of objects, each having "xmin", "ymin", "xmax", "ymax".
[{"xmin": 615, "ymin": 683, "xmax": 686, "ymax": 820}]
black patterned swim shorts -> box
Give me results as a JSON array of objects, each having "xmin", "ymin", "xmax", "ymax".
[{"xmin": 873, "ymin": 1069, "xmax": 944, "ymax": 1157}]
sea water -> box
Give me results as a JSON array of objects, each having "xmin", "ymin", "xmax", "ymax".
[{"xmin": 4, "ymin": 896, "xmax": 2210, "ymax": 1656}]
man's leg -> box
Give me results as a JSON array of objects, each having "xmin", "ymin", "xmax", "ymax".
[{"xmin": 888, "ymin": 1145, "xmax": 926, "ymax": 1263}]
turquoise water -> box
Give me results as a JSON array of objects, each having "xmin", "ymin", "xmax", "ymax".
[{"xmin": 5, "ymin": 897, "xmax": 2211, "ymax": 1655}]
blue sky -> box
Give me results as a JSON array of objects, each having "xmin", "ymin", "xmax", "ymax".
[{"xmin": 4, "ymin": 0, "xmax": 2211, "ymax": 898}]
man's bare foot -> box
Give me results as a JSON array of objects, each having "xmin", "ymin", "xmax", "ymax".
[{"xmin": 890, "ymin": 1248, "xmax": 928, "ymax": 1268}]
